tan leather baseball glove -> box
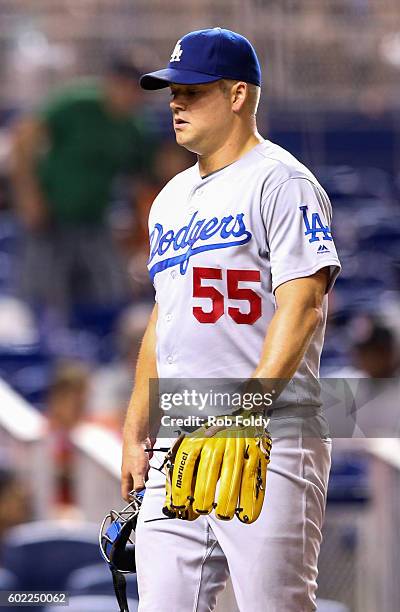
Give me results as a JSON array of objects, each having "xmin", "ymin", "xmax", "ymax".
[{"xmin": 162, "ymin": 415, "xmax": 272, "ymax": 524}]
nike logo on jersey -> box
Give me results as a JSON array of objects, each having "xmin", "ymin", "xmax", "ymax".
[
  {"xmin": 148, "ymin": 211, "xmax": 252, "ymax": 281},
  {"xmin": 300, "ymin": 205, "xmax": 333, "ymax": 243}
]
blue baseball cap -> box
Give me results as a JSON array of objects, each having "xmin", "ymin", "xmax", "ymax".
[{"xmin": 140, "ymin": 27, "xmax": 261, "ymax": 90}]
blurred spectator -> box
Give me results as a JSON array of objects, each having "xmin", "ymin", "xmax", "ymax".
[
  {"xmin": 46, "ymin": 361, "xmax": 90, "ymax": 507},
  {"xmin": 0, "ymin": 468, "xmax": 32, "ymax": 549},
  {"xmin": 351, "ymin": 317, "xmax": 400, "ymax": 378},
  {"xmin": 134, "ymin": 140, "xmax": 194, "ymax": 249},
  {"xmin": 120, "ymin": 140, "xmax": 194, "ymax": 295},
  {"xmin": 88, "ymin": 303, "xmax": 152, "ymax": 432},
  {"xmin": 344, "ymin": 318, "xmax": 400, "ymax": 437},
  {"xmin": 11, "ymin": 57, "xmax": 154, "ymax": 316}
]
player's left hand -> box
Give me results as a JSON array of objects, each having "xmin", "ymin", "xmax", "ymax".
[{"xmin": 162, "ymin": 414, "xmax": 272, "ymax": 524}]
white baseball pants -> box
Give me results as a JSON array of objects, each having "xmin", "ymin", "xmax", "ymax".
[{"xmin": 135, "ymin": 413, "xmax": 331, "ymax": 612}]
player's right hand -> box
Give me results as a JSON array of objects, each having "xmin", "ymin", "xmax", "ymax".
[{"xmin": 121, "ymin": 438, "xmax": 153, "ymax": 501}]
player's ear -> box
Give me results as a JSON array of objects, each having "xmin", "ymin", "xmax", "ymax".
[{"xmin": 231, "ymin": 81, "xmax": 247, "ymax": 112}]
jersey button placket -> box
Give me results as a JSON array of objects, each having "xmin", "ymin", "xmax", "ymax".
[{"xmin": 188, "ymin": 185, "xmax": 203, "ymax": 215}]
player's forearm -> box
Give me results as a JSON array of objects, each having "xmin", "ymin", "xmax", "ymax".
[
  {"xmin": 11, "ymin": 119, "xmax": 48, "ymax": 228},
  {"xmin": 252, "ymin": 302, "xmax": 323, "ymax": 393},
  {"xmin": 251, "ymin": 269, "xmax": 329, "ymax": 398},
  {"xmin": 123, "ymin": 305, "xmax": 159, "ymax": 444},
  {"xmin": 11, "ymin": 119, "xmax": 44, "ymax": 193}
]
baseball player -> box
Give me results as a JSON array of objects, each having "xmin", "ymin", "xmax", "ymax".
[{"xmin": 121, "ymin": 28, "xmax": 341, "ymax": 612}]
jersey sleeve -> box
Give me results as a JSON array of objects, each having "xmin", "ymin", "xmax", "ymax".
[{"xmin": 262, "ymin": 177, "xmax": 341, "ymax": 294}]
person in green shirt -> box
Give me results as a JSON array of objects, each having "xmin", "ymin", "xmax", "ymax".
[{"xmin": 12, "ymin": 58, "xmax": 152, "ymax": 314}]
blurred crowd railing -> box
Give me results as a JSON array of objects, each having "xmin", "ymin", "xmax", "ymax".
[
  {"xmin": 70, "ymin": 423, "xmax": 124, "ymax": 523},
  {"xmin": 0, "ymin": 377, "xmax": 237, "ymax": 612},
  {"xmin": 0, "ymin": 379, "xmax": 49, "ymax": 518}
]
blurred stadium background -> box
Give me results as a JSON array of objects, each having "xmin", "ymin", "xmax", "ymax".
[{"xmin": 0, "ymin": 1, "xmax": 400, "ymax": 611}]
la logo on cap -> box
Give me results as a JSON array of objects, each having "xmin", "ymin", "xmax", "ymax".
[{"xmin": 170, "ymin": 39, "xmax": 183, "ymax": 63}]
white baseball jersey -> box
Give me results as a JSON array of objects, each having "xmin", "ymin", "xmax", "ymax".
[{"xmin": 147, "ymin": 139, "xmax": 341, "ymax": 410}]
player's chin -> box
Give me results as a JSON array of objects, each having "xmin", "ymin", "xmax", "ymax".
[{"xmin": 174, "ymin": 129, "xmax": 194, "ymax": 148}]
